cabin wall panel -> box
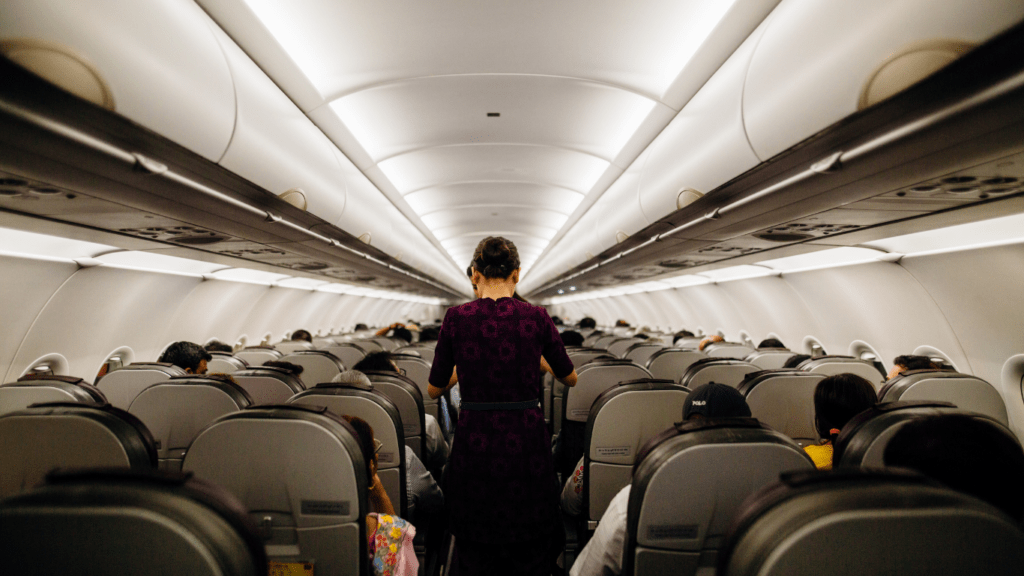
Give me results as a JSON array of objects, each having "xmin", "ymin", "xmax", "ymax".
[
  {"xmin": 0, "ymin": 255, "xmax": 79, "ymax": 382},
  {"xmin": 715, "ymin": 277, "xmax": 825, "ymax": 348}
]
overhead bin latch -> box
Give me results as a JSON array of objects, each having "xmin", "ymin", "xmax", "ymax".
[{"xmin": 811, "ymin": 152, "xmax": 844, "ymax": 174}]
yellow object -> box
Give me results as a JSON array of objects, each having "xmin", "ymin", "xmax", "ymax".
[
  {"xmin": 269, "ymin": 560, "xmax": 314, "ymax": 576},
  {"xmin": 805, "ymin": 443, "xmax": 834, "ymax": 471}
]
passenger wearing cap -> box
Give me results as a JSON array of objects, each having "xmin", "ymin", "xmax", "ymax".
[{"xmin": 568, "ymin": 383, "xmax": 751, "ymax": 576}]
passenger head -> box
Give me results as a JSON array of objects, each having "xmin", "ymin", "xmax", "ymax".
[
  {"xmin": 391, "ymin": 327, "xmax": 413, "ymax": 343},
  {"xmin": 672, "ymin": 330, "xmax": 695, "ymax": 344},
  {"xmin": 635, "ymin": 333, "xmax": 649, "ymax": 340},
  {"xmin": 204, "ymin": 340, "xmax": 234, "ymax": 353},
  {"xmin": 682, "ymin": 383, "xmax": 752, "ymax": 420},
  {"xmin": 698, "ymin": 334, "xmax": 724, "ymax": 351},
  {"xmin": 290, "ymin": 329, "xmax": 313, "ymax": 343},
  {"xmin": 354, "ymin": 351, "xmax": 398, "ymax": 373},
  {"xmin": 262, "ymin": 360, "xmax": 304, "ymax": 376},
  {"xmin": 578, "ymin": 317, "xmax": 597, "ymax": 329},
  {"xmin": 159, "ymin": 341, "xmax": 212, "ymax": 374},
  {"xmin": 551, "ymin": 315, "xmax": 563, "ymax": 325},
  {"xmin": 813, "ymin": 374, "xmax": 877, "ymax": 444},
  {"xmin": 471, "ymin": 236, "xmax": 521, "ymax": 281},
  {"xmin": 205, "ymin": 372, "xmax": 238, "ymax": 385},
  {"xmin": 784, "ymin": 354, "xmax": 811, "ymax": 369},
  {"xmin": 615, "ymin": 319, "xmax": 630, "ymax": 327},
  {"xmin": 354, "ymin": 323, "xmax": 369, "ymax": 331},
  {"xmin": 560, "ymin": 330, "xmax": 585, "ymax": 347},
  {"xmin": 418, "ymin": 326, "xmax": 440, "ymax": 342},
  {"xmin": 341, "ymin": 415, "xmax": 378, "ymax": 480},
  {"xmin": 884, "ymin": 415, "xmax": 1024, "ymax": 521},
  {"xmin": 758, "ymin": 338, "xmax": 785, "ymax": 349},
  {"xmin": 332, "ymin": 370, "xmax": 373, "ymax": 387},
  {"xmin": 887, "ymin": 354, "xmax": 939, "ymax": 380}
]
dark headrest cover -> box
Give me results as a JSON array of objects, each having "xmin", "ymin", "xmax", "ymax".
[
  {"xmin": 17, "ymin": 374, "xmax": 87, "ymax": 385},
  {"xmin": 632, "ymin": 417, "xmax": 767, "ymax": 475},
  {"xmin": 313, "ymin": 381, "xmax": 374, "ymax": 391},
  {"xmin": 22, "ymin": 402, "xmax": 159, "ymax": 467},
  {"xmin": 244, "ymin": 403, "xmax": 328, "ymax": 415},
  {"xmin": 832, "ymin": 400, "xmax": 957, "ymax": 462}
]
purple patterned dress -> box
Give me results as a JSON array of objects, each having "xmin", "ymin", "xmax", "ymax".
[{"xmin": 428, "ymin": 297, "xmax": 574, "ymax": 567}]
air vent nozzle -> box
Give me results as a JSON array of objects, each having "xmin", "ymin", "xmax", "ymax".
[{"xmin": 754, "ymin": 233, "xmax": 814, "ymax": 243}]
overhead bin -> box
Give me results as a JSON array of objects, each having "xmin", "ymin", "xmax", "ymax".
[
  {"xmin": 637, "ymin": 18, "xmax": 768, "ymax": 226},
  {"xmin": 743, "ymin": 0, "xmax": 1024, "ymax": 160},
  {"xmin": 210, "ymin": 25, "xmax": 347, "ymax": 226},
  {"xmin": 333, "ymin": 161, "xmax": 395, "ymax": 257},
  {"xmin": 0, "ymin": 0, "xmax": 236, "ymax": 162},
  {"xmin": 584, "ymin": 150, "xmax": 651, "ymax": 257}
]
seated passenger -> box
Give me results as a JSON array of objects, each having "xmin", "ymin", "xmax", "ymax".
[
  {"xmin": 886, "ymin": 354, "xmax": 940, "ymax": 380},
  {"xmin": 376, "ymin": 322, "xmax": 413, "ymax": 344},
  {"xmin": 560, "ymin": 330, "xmax": 585, "ymax": 347},
  {"xmin": 805, "ymin": 374, "xmax": 878, "ymax": 470},
  {"xmin": 355, "ymin": 323, "xmax": 369, "ymax": 332},
  {"xmin": 290, "ymin": 329, "xmax": 313, "ymax": 343},
  {"xmin": 354, "ymin": 352, "xmax": 450, "ymax": 474},
  {"xmin": 204, "ymin": 340, "xmax": 234, "ymax": 353},
  {"xmin": 698, "ymin": 334, "xmax": 724, "ymax": 351},
  {"xmin": 568, "ymin": 383, "xmax": 751, "ymax": 576},
  {"xmin": 672, "ymin": 330, "xmax": 695, "ymax": 344},
  {"xmin": 262, "ymin": 360, "xmax": 304, "ymax": 377},
  {"xmin": 757, "ymin": 338, "xmax": 785, "ymax": 349},
  {"xmin": 614, "ymin": 319, "xmax": 630, "ymax": 328},
  {"xmin": 552, "ymin": 315, "xmax": 564, "ymax": 326},
  {"xmin": 418, "ymin": 326, "xmax": 440, "ymax": 342},
  {"xmin": 158, "ymin": 341, "xmax": 212, "ymax": 375},
  {"xmin": 578, "ymin": 317, "xmax": 597, "ymax": 330},
  {"xmin": 783, "ymin": 354, "xmax": 811, "ymax": 369},
  {"xmin": 884, "ymin": 414, "xmax": 1024, "ymax": 522},
  {"xmin": 342, "ymin": 415, "xmax": 418, "ymax": 576}
]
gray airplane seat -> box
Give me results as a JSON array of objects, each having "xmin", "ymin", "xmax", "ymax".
[
  {"xmin": 0, "ymin": 402, "xmax": 157, "ymax": 498},
  {"xmin": 207, "ymin": 351, "xmax": 248, "ymax": 374},
  {"xmin": 128, "ymin": 376, "xmax": 252, "ymax": 471},
  {"xmin": 232, "ymin": 366, "xmax": 306, "ymax": 404},
  {"xmin": 876, "ymin": 369, "xmax": 1009, "ymax": 426},
  {"xmin": 393, "ymin": 347, "xmax": 421, "ymax": 357},
  {"xmin": 323, "ymin": 342, "xmax": 369, "ymax": 368},
  {"xmin": 737, "ymin": 370, "xmax": 827, "ymax": 446},
  {"xmin": 582, "ymin": 331, "xmax": 605, "ymax": 347},
  {"xmin": 555, "ymin": 349, "xmax": 615, "ymax": 435},
  {"xmin": 745, "ymin": 348, "xmax": 797, "ymax": 370},
  {"xmin": 96, "ymin": 362, "xmax": 186, "ymax": 410},
  {"xmin": 0, "ymin": 468, "xmax": 268, "ymax": 576},
  {"xmin": 279, "ymin": 350, "xmax": 346, "ymax": 386},
  {"xmin": 625, "ymin": 418, "xmax": 814, "ymax": 576},
  {"xmin": 608, "ymin": 338, "xmax": 644, "ymax": 358},
  {"xmin": 367, "ymin": 336, "xmax": 399, "ymax": 351},
  {"xmin": 718, "ymin": 469, "xmax": 1024, "ymax": 576},
  {"xmin": 0, "ymin": 374, "xmax": 107, "ymax": 416},
  {"xmin": 675, "ymin": 336, "xmax": 705, "ymax": 349},
  {"xmin": 624, "ymin": 342, "xmax": 666, "ymax": 366},
  {"xmin": 582, "ymin": 379, "xmax": 690, "ymax": 531},
  {"xmin": 352, "ymin": 339, "xmax": 385, "ymax": 352},
  {"xmin": 832, "ymin": 400, "xmax": 1014, "ymax": 468},
  {"xmin": 408, "ymin": 345, "xmax": 436, "ymax": 363},
  {"xmin": 289, "ymin": 381, "xmax": 408, "ymax": 517},
  {"xmin": 275, "ymin": 340, "xmax": 315, "ymax": 354},
  {"xmin": 560, "ymin": 360, "xmax": 652, "ymax": 478},
  {"xmin": 799, "ymin": 355, "xmax": 886, "ymax": 389},
  {"xmin": 235, "ymin": 346, "xmax": 284, "ymax": 366},
  {"xmin": 392, "ymin": 353, "xmax": 437, "ymax": 419},
  {"xmin": 313, "ymin": 337, "xmax": 338, "ymax": 348},
  {"xmin": 680, "ymin": 358, "xmax": 760, "ymax": 389},
  {"xmin": 645, "ymin": 349, "xmax": 708, "ymax": 382},
  {"xmin": 183, "ymin": 405, "xmax": 369, "ymax": 576},
  {"xmin": 703, "ymin": 342, "xmax": 756, "ymax": 360},
  {"xmin": 360, "ymin": 370, "xmax": 427, "ymax": 460},
  {"xmin": 593, "ymin": 334, "xmax": 620, "ymax": 350}
]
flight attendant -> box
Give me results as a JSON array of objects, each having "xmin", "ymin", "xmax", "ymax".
[{"xmin": 428, "ymin": 236, "xmax": 578, "ymax": 576}]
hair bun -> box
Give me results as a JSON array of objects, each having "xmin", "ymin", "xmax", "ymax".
[{"xmin": 471, "ymin": 236, "xmax": 521, "ymax": 279}]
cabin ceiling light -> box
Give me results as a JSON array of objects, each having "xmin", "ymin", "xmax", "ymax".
[
  {"xmin": 275, "ymin": 277, "xmax": 330, "ymax": 290},
  {"xmin": 211, "ymin": 268, "xmax": 293, "ymax": 285},
  {"xmin": 0, "ymin": 226, "xmax": 116, "ymax": 260}
]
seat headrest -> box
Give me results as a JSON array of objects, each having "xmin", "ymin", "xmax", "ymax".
[{"xmin": 314, "ymin": 380, "xmax": 374, "ymax": 391}]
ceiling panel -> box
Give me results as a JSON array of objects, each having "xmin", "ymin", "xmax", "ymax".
[{"xmin": 405, "ymin": 183, "xmax": 584, "ymax": 216}]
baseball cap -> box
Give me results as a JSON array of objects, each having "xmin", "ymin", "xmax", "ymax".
[{"xmin": 683, "ymin": 382, "xmax": 752, "ymax": 419}]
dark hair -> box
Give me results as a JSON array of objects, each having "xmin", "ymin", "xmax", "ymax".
[
  {"xmin": 159, "ymin": 341, "xmax": 212, "ymax": 373},
  {"xmin": 205, "ymin": 372, "xmax": 238, "ymax": 385},
  {"xmin": 672, "ymin": 330, "xmax": 695, "ymax": 343},
  {"xmin": 784, "ymin": 354, "xmax": 811, "ymax": 369},
  {"xmin": 341, "ymin": 415, "xmax": 376, "ymax": 481},
  {"xmin": 392, "ymin": 327, "xmax": 413, "ymax": 343},
  {"xmin": 615, "ymin": 319, "xmax": 630, "ymax": 327},
  {"xmin": 813, "ymin": 374, "xmax": 877, "ymax": 444},
  {"xmin": 578, "ymin": 317, "xmax": 597, "ymax": 329},
  {"xmin": 635, "ymin": 333, "xmax": 649, "ymax": 340},
  {"xmin": 354, "ymin": 351, "xmax": 397, "ymax": 373},
  {"xmin": 204, "ymin": 340, "xmax": 234, "ymax": 353},
  {"xmin": 354, "ymin": 323, "xmax": 368, "ymax": 331},
  {"xmin": 758, "ymin": 338, "xmax": 785, "ymax": 349},
  {"xmin": 551, "ymin": 315, "xmax": 564, "ymax": 326},
  {"xmin": 471, "ymin": 236, "xmax": 520, "ymax": 279},
  {"xmin": 513, "ymin": 292, "xmax": 529, "ymax": 303},
  {"xmin": 560, "ymin": 330, "xmax": 585, "ymax": 347},
  {"xmin": 466, "ymin": 266, "xmax": 473, "ymax": 278},
  {"xmin": 893, "ymin": 355, "xmax": 937, "ymax": 371},
  {"xmin": 262, "ymin": 360, "xmax": 304, "ymax": 376},
  {"xmin": 291, "ymin": 329, "xmax": 313, "ymax": 343},
  {"xmin": 884, "ymin": 415, "xmax": 1024, "ymax": 522},
  {"xmin": 419, "ymin": 326, "xmax": 440, "ymax": 342}
]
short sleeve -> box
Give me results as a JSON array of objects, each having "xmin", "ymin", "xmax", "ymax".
[
  {"xmin": 540, "ymin": 309, "xmax": 574, "ymax": 379},
  {"xmin": 428, "ymin": 308, "xmax": 457, "ymax": 388}
]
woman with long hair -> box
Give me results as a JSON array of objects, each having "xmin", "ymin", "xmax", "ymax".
[{"xmin": 428, "ymin": 236, "xmax": 578, "ymax": 575}]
